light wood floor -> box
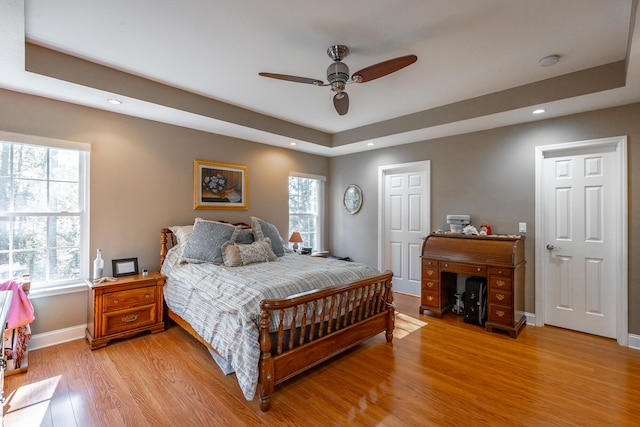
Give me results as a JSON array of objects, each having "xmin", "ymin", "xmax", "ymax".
[{"xmin": 4, "ymin": 293, "xmax": 640, "ymax": 426}]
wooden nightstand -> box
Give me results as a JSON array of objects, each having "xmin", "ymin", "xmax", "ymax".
[{"xmin": 85, "ymin": 271, "xmax": 165, "ymax": 350}]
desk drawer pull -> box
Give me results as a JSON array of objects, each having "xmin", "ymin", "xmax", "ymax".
[
  {"xmin": 496, "ymin": 310, "xmax": 505, "ymax": 318},
  {"xmin": 122, "ymin": 314, "xmax": 139, "ymax": 323},
  {"xmin": 113, "ymin": 299, "xmax": 119, "ymax": 304},
  {"xmin": 496, "ymin": 294, "xmax": 505, "ymax": 301},
  {"xmin": 496, "ymin": 280, "xmax": 505, "ymax": 287},
  {"xmin": 427, "ymin": 295, "xmax": 434, "ymax": 302}
]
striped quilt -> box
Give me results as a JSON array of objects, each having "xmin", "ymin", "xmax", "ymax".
[{"xmin": 161, "ymin": 244, "xmax": 380, "ymax": 401}]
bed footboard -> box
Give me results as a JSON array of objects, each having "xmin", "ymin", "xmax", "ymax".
[{"xmin": 258, "ymin": 271, "xmax": 394, "ymax": 412}]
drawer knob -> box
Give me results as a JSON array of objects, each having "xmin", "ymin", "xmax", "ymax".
[
  {"xmin": 122, "ymin": 314, "xmax": 139, "ymax": 323},
  {"xmin": 427, "ymin": 271, "xmax": 434, "ymax": 276},
  {"xmin": 497, "ymin": 280, "xmax": 505, "ymax": 287},
  {"xmin": 427, "ymin": 282, "xmax": 434, "ymax": 288},
  {"xmin": 476, "ymin": 267, "xmax": 481, "ymax": 272},
  {"xmin": 444, "ymin": 263, "xmax": 448, "ymax": 268},
  {"xmin": 496, "ymin": 310, "xmax": 505, "ymax": 318},
  {"xmin": 113, "ymin": 299, "xmax": 119, "ymax": 304},
  {"xmin": 427, "ymin": 296, "xmax": 433, "ymax": 301},
  {"xmin": 145, "ymin": 294, "xmax": 150, "ymax": 299},
  {"xmin": 497, "ymin": 294, "xmax": 505, "ymax": 301}
]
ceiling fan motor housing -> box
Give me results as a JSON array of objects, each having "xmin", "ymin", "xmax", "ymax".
[{"xmin": 327, "ymin": 61, "xmax": 349, "ymax": 92}]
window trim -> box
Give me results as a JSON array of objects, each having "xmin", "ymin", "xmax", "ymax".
[{"xmin": 1, "ymin": 131, "xmax": 91, "ymax": 290}]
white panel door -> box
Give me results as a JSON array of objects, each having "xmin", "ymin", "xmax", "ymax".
[
  {"xmin": 543, "ymin": 147, "xmax": 617, "ymax": 338},
  {"xmin": 384, "ymin": 171, "xmax": 426, "ymax": 294}
]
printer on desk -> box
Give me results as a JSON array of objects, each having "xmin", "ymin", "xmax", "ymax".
[{"xmin": 446, "ymin": 214, "xmax": 470, "ymax": 233}]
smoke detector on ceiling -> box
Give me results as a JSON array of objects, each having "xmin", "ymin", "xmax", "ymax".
[{"xmin": 539, "ymin": 54, "xmax": 560, "ymax": 67}]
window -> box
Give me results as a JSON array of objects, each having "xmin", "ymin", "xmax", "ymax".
[
  {"xmin": 0, "ymin": 132, "xmax": 90, "ymax": 289},
  {"xmin": 288, "ymin": 174, "xmax": 325, "ymax": 251}
]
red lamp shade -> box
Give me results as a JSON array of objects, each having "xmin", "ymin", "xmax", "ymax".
[{"xmin": 289, "ymin": 232, "xmax": 303, "ymax": 243}]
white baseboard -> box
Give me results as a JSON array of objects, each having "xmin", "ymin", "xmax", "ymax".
[
  {"xmin": 525, "ymin": 311, "xmax": 536, "ymax": 325},
  {"xmin": 628, "ymin": 334, "xmax": 640, "ymax": 350},
  {"xmin": 29, "ymin": 324, "xmax": 86, "ymax": 351}
]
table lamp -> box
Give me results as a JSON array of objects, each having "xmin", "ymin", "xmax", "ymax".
[{"xmin": 289, "ymin": 232, "xmax": 303, "ymax": 252}]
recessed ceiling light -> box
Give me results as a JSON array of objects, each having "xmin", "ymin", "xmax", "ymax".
[
  {"xmin": 539, "ymin": 54, "xmax": 560, "ymax": 67},
  {"xmin": 533, "ymin": 108, "xmax": 546, "ymax": 114},
  {"xmin": 107, "ymin": 98, "xmax": 122, "ymax": 105},
  {"xmin": 367, "ymin": 142, "xmax": 374, "ymax": 146},
  {"xmin": 290, "ymin": 141, "xmax": 297, "ymax": 146}
]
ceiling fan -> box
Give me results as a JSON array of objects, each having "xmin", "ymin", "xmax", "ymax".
[{"xmin": 259, "ymin": 45, "xmax": 417, "ymax": 116}]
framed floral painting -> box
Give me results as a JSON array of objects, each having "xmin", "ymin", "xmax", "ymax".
[{"xmin": 194, "ymin": 160, "xmax": 248, "ymax": 210}]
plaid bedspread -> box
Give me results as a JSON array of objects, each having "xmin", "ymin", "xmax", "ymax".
[{"xmin": 161, "ymin": 245, "xmax": 380, "ymax": 400}]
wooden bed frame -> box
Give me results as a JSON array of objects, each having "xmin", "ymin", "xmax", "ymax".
[{"xmin": 159, "ymin": 227, "xmax": 395, "ymax": 412}]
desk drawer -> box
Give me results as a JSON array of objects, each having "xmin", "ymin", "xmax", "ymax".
[
  {"xmin": 488, "ymin": 303, "xmax": 513, "ymax": 325},
  {"xmin": 421, "ymin": 290, "xmax": 440, "ymax": 308},
  {"xmin": 489, "ymin": 276, "xmax": 512, "ymax": 292},
  {"xmin": 489, "ymin": 267, "xmax": 513, "ymax": 277},
  {"xmin": 423, "ymin": 268, "xmax": 439, "ymax": 279},
  {"xmin": 440, "ymin": 262, "xmax": 486, "ymax": 276},
  {"xmin": 422, "ymin": 279, "xmax": 439, "ymax": 291},
  {"xmin": 422, "ymin": 259, "xmax": 438, "ymax": 268},
  {"xmin": 489, "ymin": 289, "xmax": 513, "ymax": 305}
]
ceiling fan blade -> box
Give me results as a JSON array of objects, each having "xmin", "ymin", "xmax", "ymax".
[
  {"xmin": 333, "ymin": 92, "xmax": 349, "ymax": 116},
  {"xmin": 352, "ymin": 54, "xmax": 418, "ymax": 83},
  {"xmin": 258, "ymin": 72, "xmax": 326, "ymax": 86}
]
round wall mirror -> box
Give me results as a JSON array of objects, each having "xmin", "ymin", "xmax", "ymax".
[{"xmin": 343, "ymin": 184, "xmax": 363, "ymax": 214}]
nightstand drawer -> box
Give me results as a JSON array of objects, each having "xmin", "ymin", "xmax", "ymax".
[
  {"xmin": 102, "ymin": 304, "xmax": 156, "ymax": 336},
  {"xmin": 103, "ymin": 285, "xmax": 156, "ymax": 312}
]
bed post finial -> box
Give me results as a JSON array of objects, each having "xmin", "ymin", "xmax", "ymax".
[{"xmin": 159, "ymin": 228, "xmax": 170, "ymax": 270}]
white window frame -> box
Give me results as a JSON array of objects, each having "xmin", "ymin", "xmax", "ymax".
[
  {"xmin": 0, "ymin": 131, "xmax": 90, "ymax": 292},
  {"xmin": 288, "ymin": 172, "xmax": 325, "ymax": 252}
]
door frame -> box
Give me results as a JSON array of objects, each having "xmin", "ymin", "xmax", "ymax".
[
  {"xmin": 534, "ymin": 136, "xmax": 628, "ymax": 345},
  {"xmin": 377, "ymin": 160, "xmax": 431, "ymax": 282}
]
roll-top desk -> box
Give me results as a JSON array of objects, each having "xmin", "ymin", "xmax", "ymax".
[{"xmin": 420, "ymin": 233, "xmax": 526, "ymax": 338}]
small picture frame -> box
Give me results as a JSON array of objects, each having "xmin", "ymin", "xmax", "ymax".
[{"xmin": 112, "ymin": 258, "xmax": 139, "ymax": 277}]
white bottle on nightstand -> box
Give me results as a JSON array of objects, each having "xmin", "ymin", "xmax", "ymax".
[{"xmin": 93, "ymin": 249, "xmax": 104, "ymax": 280}]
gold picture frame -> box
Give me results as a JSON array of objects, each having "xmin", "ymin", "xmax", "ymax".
[{"xmin": 194, "ymin": 160, "xmax": 248, "ymax": 210}]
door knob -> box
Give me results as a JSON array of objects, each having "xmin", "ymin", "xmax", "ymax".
[{"xmin": 546, "ymin": 244, "xmax": 560, "ymax": 250}]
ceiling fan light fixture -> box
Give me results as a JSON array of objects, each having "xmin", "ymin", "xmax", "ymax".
[{"xmin": 327, "ymin": 62, "xmax": 349, "ymax": 84}]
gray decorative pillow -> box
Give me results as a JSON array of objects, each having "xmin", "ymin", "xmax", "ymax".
[
  {"xmin": 180, "ymin": 218, "xmax": 236, "ymax": 264},
  {"xmin": 223, "ymin": 240, "xmax": 277, "ymax": 267},
  {"xmin": 250, "ymin": 216, "xmax": 286, "ymax": 256}
]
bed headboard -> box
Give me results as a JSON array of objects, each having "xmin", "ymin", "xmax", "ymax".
[{"xmin": 159, "ymin": 221, "xmax": 252, "ymax": 270}]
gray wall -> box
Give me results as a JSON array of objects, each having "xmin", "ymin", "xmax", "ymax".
[
  {"xmin": 0, "ymin": 88, "xmax": 329, "ymax": 335},
  {"xmin": 330, "ymin": 103, "xmax": 639, "ymax": 334},
  {"xmin": 1, "ymin": 86, "xmax": 638, "ymax": 338}
]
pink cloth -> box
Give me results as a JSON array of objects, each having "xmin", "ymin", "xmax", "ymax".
[{"xmin": 0, "ymin": 278, "xmax": 35, "ymax": 329}]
